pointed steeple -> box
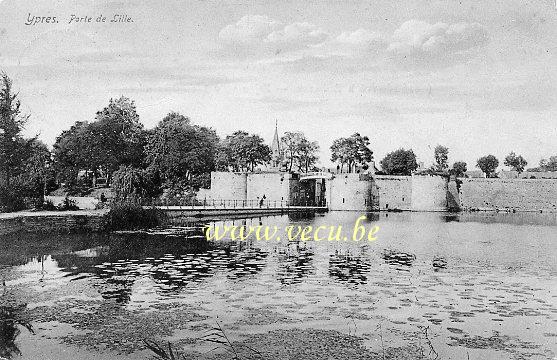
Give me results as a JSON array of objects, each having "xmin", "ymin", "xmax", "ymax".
[
  {"xmin": 271, "ymin": 120, "xmax": 280, "ymax": 154},
  {"xmin": 270, "ymin": 120, "xmax": 282, "ymax": 169}
]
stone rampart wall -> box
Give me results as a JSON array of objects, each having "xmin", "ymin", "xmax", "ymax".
[
  {"xmin": 374, "ymin": 175, "xmax": 412, "ymax": 210},
  {"xmin": 328, "ymin": 173, "xmax": 373, "ymax": 211},
  {"xmin": 459, "ymin": 178, "xmax": 557, "ymax": 212}
]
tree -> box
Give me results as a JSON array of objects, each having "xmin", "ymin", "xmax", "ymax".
[
  {"xmin": 53, "ymin": 97, "xmax": 146, "ymax": 188},
  {"xmin": 52, "ymin": 121, "xmax": 90, "ymax": 187},
  {"xmin": 330, "ymin": 138, "xmax": 350, "ymax": 173},
  {"xmin": 145, "ymin": 112, "xmax": 219, "ymax": 185},
  {"xmin": 215, "ymin": 143, "xmax": 232, "ymax": 172},
  {"xmin": 216, "ymin": 131, "xmax": 245, "ymax": 172},
  {"xmin": 504, "ymin": 152, "xmax": 527, "ymax": 174},
  {"xmin": 296, "ymin": 138, "xmax": 319, "ymax": 172},
  {"xmin": 89, "ymin": 96, "xmax": 146, "ymax": 180},
  {"xmin": 330, "ymin": 133, "xmax": 373, "ymax": 173},
  {"xmin": 281, "ymin": 131, "xmax": 320, "ymax": 172},
  {"xmin": 539, "ymin": 156, "xmax": 557, "ymax": 171},
  {"xmin": 0, "ymin": 73, "xmax": 56, "ymax": 210},
  {"xmin": 451, "ymin": 161, "xmax": 467, "ymax": 178},
  {"xmin": 281, "ymin": 132, "xmax": 304, "ymax": 172},
  {"xmin": 380, "ymin": 148, "xmax": 418, "ymax": 175},
  {"xmin": 243, "ymin": 135, "xmax": 272, "ymax": 171},
  {"xmin": 476, "ymin": 155, "xmax": 499, "ymax": 178},
  {"xmin": 0, "ymin": 72, "xmax": 30, "ymax": 187},
  {"xmin": 218, "ymin": 131, "xmax": 271, "ymax": 172},
  {"xmin": 433, "ymin": 145, "xmax": 449, "ymax": 172},
  {"xmin": 17, "ymin": 139, "xmax": 56, "ymax": 198},
  {"xmin": 112, "ymin": 165, "xmax": 161, "ymax": 200}
]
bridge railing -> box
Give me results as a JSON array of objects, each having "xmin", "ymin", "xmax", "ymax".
[
  {"xmin": 142, "ymin": 198, "xmax": 327, "ymax": 209},
  {"xmin": 299, "ymin": 171, "xmax": 334, "ymax": 180}
]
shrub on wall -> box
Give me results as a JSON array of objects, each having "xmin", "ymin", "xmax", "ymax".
[{"xmin": 104, "ymin": 200, "xmax": 167, "ymax": 231}]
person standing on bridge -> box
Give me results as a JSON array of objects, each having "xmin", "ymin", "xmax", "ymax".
[{"xmin": 260, "ymin": 195, "xmax": 266, "ymax": 208}]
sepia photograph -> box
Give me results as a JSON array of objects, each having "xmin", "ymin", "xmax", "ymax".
[{"xmin": 0, "ymin": 0, "xmax": 556, "ymax": 359}]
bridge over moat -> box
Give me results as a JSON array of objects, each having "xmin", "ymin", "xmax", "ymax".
[{"xmin": 147, "ymin": 199, "xmax": 328, "ymax": 218}]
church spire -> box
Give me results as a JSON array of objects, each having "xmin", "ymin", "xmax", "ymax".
[
  {"xmin": 271, "ymin": 120, "xmax": 280, "ymax": 153},
  {"xmin": 270, "ymin": 120, "xmax": 282, "ymax": 169}
]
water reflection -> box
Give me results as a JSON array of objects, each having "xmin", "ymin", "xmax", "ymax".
[
  {"xmin": 1, "ymin": 212, "xmax": 556, "ymax": 360},
  {"xmin": 433, "ymin": 256, "xmax": 448, "ymax": 271},
  {"xmin": 0, "ymin": 303, "xmax": 33, "ymax": 359},
  {"xmin": 46, "ymin": 227, "xmax": 212, "ymax": 300},
  {"xmin": 443, "ymin": 214, "xmax": 460, "ymax": 222},
  {"xmin": 223, "ymin": 244, "xmax": 268, "ymax": 280},
  {"xmin": 457, "ymin": 212, "xmax": 557, "ymax": 226},
  {"xmin": 48, "ymin": 233, "xmax": 271, "ymax": 302},
  {"xmin": 287, "ymin": 211, "xmax": 316, "ymax": 221},
  {"xmin": 381, "ymin": 249, "xmax": 416, "ymax": 270},
  {"xmin": 364, "ymin": 212, "xmax": 380, "ymax": 222},
  {"xmin": 90, "ymin": 245, "xmax": 269, "ymax": 301},
  {"xmin": 276, "ymin": 243, "xmax": 314, "ymax": 285},
  {"xmin": 329, "ymin": 250, "xmax": 372, "ymax": 285}
]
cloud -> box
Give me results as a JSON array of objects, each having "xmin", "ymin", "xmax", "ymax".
[
  {"xmin": 335, "ymin": 29, "xmax": 384, "ymax": 47},
  {"xmin": 248, "ymin": 28, "xmax": 388, "ymax": 72},
  {"xmin": 219, "ymin": 15, "xmax": 329, "ymax": 54},
  {"xmin": 266, "ymin": 22, "xmax": 329, "ymax": 47},
  {"xmin": 388, "ymin": 20, "xmax": 488, "ymax": 56},
  {"xmin": 218, "ymin": 16, "xmax": 489, "ymax": 70},
  {"xmin": 219, "ymin": 15, "xmax": 281, "ymax": 44},
  {"xmin": 313, "ymin": 29, "xmax": 387, "ymax": 58}
]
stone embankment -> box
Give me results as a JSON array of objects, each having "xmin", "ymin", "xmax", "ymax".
[{"xmin": 0, "ymin": 210, "xmax": 107, "ymax": 236}]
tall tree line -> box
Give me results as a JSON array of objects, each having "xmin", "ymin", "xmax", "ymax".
[{"xmin": 0, "ymin": 73, "xmax": 55, "ymax": 211}]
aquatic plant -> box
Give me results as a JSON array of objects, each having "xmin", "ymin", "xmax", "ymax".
[
  {"xmin": 145, "ymin": 320, "xmax": 263, "ymax": 360},
  {"xmin": 143, "ymin": 340, "xmax": 190, "ymax": 360},
  {"xmin": 417, "ymin": 325, "xmax": 439, "ymax": 360}
]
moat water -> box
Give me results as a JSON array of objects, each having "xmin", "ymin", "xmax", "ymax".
[{"xmin": 1, "ymin": 212, "xmax": 556, "ymax": 360}]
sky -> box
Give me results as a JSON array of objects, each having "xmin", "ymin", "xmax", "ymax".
[{"xmin": 0, "ymin": 0, "xmax": 556, "ymax": 169}]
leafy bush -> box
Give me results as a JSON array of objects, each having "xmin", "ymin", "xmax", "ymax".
[
  {"xmin": 104, "ymin": 200, "xmax": 167, "ymax": 231},
  {"xmin": 65, "ymin": 177, "xmax": 93, "ymax": 196},
  {"xmin": 57, "ymin": 197, "xmax": 79, "ymax": 211},
  {"xmin": 94, "ymin": 200, "xmax": 110, "ymax": 210},
  {"xmin": 40, "ymin": 199, "xmax": 58, "ymax": 211},
  {"xmin": 189, "ymin": 173, "xmax": 211, "ymax": 190},
  {"xmin": 0, "ymin": 185, "xmax": 26, "ymax": 212},
  {"xmin": 159, "ymin": 180, "xmax": 197, "ymax": 205}
]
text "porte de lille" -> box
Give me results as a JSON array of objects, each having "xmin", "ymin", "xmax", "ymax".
[{"xmin": 68, "ymin": 14, "xmax": 133, "ymax": 24}]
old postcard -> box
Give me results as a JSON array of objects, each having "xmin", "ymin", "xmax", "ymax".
[{"xmin": 1, "ymin": 0, "xmax": 556, "ymax": 359}]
